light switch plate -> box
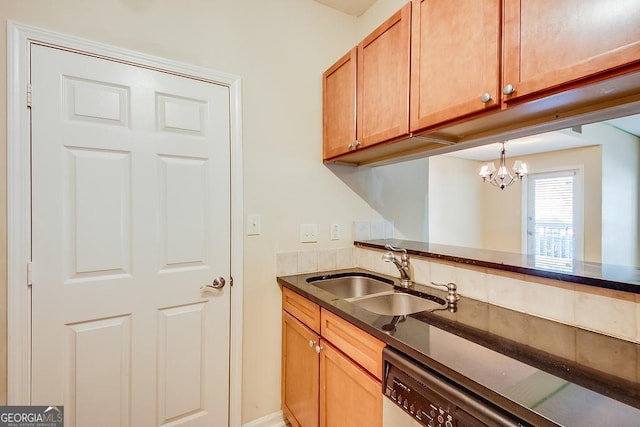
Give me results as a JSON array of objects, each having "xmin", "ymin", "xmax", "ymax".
[
  {"xmin": 247, "ymin": 213, "xmax": 261, "ymax": 235},
  {"xmin": 300, "ymin": 224, "xmax": 318, "ymax": 242}
]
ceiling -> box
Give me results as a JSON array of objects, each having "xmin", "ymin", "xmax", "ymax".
[
  {"xmin": 449, "ymin": 114, "xmax": 640, "ymax": 161},
  {"xmin": 313, "ymin": 0, "xmax": 377, "ymax": 16}
]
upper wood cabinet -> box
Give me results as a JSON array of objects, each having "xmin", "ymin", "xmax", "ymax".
[
  {"xmin": 323, "ymin": 2, "xmax": 411, "ymax": 161},
  {"xmin": 502, "ymin": 0, "xmax": 640, "ymax": 103},
  {"xmin": 323, "ymin": 48, "xmax": 357, "ymax": 160},
  {"xmin": 357, "ymin": 2, "xmax": 411, "ymax": 148},
  {"xmin": 322, "ymin": 0, "xmax": 640, "ymax": 166},
  {"xmin": 410, "ymin": 0, "xmax": 501, "ymax": 131}
]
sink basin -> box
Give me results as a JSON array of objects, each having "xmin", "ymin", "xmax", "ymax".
[
  {"xmin": 306, "ymin": 272, "xmax": 393, "ymax": 299},
  {"xmin": 351, "ymin": 292, "xmax": 444, "ymax": 315}
]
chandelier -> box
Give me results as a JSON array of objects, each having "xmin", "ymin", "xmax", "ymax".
[{"xmin": 479, "ymin": 143, "xmax": 528, "ymax": 190}]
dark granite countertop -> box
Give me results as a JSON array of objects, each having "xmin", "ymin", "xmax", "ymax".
[
  {"xmin": 278, "ymin": 268, "xmax": 640, "ymax": 427},
  {"xmin": 355, "ymin": 239, "xmax": 640, "ymax": 294}
]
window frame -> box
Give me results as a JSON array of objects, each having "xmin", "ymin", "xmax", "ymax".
[{"xmin": 522, "ymin": 167, "xmax": 585, "ymax": 266}]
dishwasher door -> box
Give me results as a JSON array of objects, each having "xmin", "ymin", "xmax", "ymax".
[
  {"xmin": 382, "ymin": 347, "xmax": 526, "ymax": 427},
  {"xmin": 383, "ymin": 396, "xmax": 423, "ymax": 427}
]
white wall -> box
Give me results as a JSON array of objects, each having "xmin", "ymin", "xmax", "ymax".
[
  {"xmin": 0, "ymin": 0, "xmax": 392, "ymax": 421},
  {"xmin": 598, "ymin": 124, "xmax": 640, "ymax": 266},
  {"xmin": 428, "ymin": 155, "xmax": 484, "ymax": 247}
]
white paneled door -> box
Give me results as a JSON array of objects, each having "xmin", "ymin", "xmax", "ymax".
[{"xmin": 30, "ymin": 44, "xmax": 231, "ymax": 427}]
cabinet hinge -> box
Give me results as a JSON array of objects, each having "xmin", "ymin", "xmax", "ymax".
[
  {"xmin": 230, "ymin": 276, "xmax": 234, "ymax": 287},
  {"xmin": 27, "ymin": 83, "xmax": 32, "ymax": 109},
  {"xmin": 27, "ymin": 261, "xmax": 33, "ymax": 287}
]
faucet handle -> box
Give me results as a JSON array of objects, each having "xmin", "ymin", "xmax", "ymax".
[{"xmin": 384, "ymin": 244, "xmax": 408, "ymax": 260}]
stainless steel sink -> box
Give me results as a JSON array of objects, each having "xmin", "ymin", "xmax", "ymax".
[
  {"xmin": 306, "ymin": 272, "xmax": 393, "ymax": 299},
  {"xmin": 351, "ymin": 292, "xmax": 444, "ymax": 315}
]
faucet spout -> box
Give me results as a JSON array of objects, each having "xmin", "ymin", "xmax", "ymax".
[{"xmin": 383, "ymin": 245, "xmax": 413, "ymax": 288}]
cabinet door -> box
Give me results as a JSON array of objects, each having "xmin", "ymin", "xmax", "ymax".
[
  {"xmin": 357, "ymin": 2, "xmax": 411, "ymax": 147},
  {"xmin": 503, "ymin": 0, "xmax": 640, "ymax": 102},
  {"xmin": 319, "ymin": 341, "xmax": 382, "ymax": 427},
  {"xmin": 410, "ymin": 0, "xmax": 500, "ymax": 131},
  {"xmin": 323, "ymin": 48, "xmax": 357, "ymax": 160},
  {"xmin": 282, "ymin": 311, "xmax": 320, "ymax": 427},
  {"xmin": 320, "ymin": 308, "xmax": 385, "ymax": 380}
]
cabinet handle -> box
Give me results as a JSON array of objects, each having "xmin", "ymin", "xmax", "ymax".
[
  {"xmin": 347, "ymin": 143, "xmax": 354, "ymax": 150},
  {"xmin": 354, "ymin": 140, "xmax": 361, "ymax": 148},
  {"xmin": 480, "ymin": 93, "xmax": 492, "ymax": 103},
  {"xmin": 503, "ymin": 84, "xmax": 516, "ymax": 95},
  {"xmin": 308, "ymin": 340, "xmax": 316, "ymax": 348},
  {"xmin": 315, "ymin": 344, "xmax": 323, "ymax": 354}
]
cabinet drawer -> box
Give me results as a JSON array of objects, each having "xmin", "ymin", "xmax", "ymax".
[
  {"xmin": 283, "ymin": 287, "xmax": 321, "ymax": 334},
  {"xmin": 320, "ymin": 308, "xmax": 385, "ymax": 380}
]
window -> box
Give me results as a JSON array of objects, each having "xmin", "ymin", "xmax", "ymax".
[{"xmin": 526, "ymin": 170, "xmax": 582, "ymax": 271}]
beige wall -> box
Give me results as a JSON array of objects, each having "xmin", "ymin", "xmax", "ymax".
[
  {"xmin": 0, "ymin": 0, "xmax": 402, "ymax": 422},
  {"xmin": 482, "ymin": 145, "xmax": 603, "ymax": 260},
  {"xmin": 428, "ymin": 155, "xmax": 484, "ymax": 247}
]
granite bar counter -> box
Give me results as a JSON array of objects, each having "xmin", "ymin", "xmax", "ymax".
[
  {"xmin": 278, "ymin": 268, "xmax": 640, "ymax": 427},
  {"xmin": 355, "ymin": 239, "xmax": 640, "ymax": 294}
]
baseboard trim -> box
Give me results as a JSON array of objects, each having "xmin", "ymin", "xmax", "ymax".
[{"xmin": 242, "ymin": 410, "xmax": 290, "ymax": 427}]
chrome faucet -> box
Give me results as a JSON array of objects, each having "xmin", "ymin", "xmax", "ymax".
[{"xmin": 382, "ymin": 245, "xmax": 413, "ymax": 288}]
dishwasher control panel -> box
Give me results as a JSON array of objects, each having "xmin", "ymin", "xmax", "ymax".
[{"xmin": 384, "ymin": 371, "xmax": 457, "ymax": 427}]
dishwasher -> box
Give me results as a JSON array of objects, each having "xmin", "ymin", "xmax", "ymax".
[{"xmin": 382, "ymin": 347, "xmax": 527, "ymax": 427}]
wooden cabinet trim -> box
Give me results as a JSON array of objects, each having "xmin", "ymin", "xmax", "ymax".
[
  {"xmin": 283, "ymin": 287, "xmax": 321, "ymax": 333},
  {"xmin": 320, "ymin": 308, "xmax": 385, "ymax": 380}
]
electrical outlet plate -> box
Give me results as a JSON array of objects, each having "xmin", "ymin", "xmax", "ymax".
[
  {"xmin": 330, "ymin": 223, "xmax": 340, "ymax": 240},
  {"xmin": 300, "ymin": 224, "xmax": 318, "ymax": 242}
]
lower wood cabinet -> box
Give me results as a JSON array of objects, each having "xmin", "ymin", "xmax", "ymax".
[
  {"xmin": 282, "ymin": 288, "xmax": 383, "ymax": 427},
  {"xmin": 282, "ymin": 311, "xmax": 320, "ymax": 427},
  {"xmin": 319, "ymin": 341, "xmax": 382, "ymax": 427}
]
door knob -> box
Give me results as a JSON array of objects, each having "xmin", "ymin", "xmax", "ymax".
[
  {"xmin": 503, "ymin": 84, "xmax": 516, "ymax": 95},
  {"xmin": 201, "ymin": 277, "xmax": 225, "ymax": 291},
  {"xmin": 480, "ymin": 93, "xmax": 492, "ymax": 103}
]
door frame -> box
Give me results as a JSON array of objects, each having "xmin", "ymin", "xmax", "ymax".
[{"xmin": 7, "ymin": 21, "xmax": 244, "ymax": 426}]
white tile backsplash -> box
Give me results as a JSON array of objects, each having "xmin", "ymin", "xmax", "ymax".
[
  {"xmin": 487, "ymin": 271, "xmax": 527, "ymax": 312},
  {"xmin": 276, "ymin": 252, "xmax": 298, "ymax": 276},
  {"xmin": 318, "ymin": 249, "xmax": 337, "ymax": 271},
  {"xmin": 276, "ymin": 247, "xmax": 356, "ymax": 276},
  {"xmin": 353, "ymin": 219, "xmax": 396, "ymax": 240},
  {"xmin": 335, "ymin": 247, "xmax": 355, "ymax": 269},
  {"xmin": 575, "ymin": 288, "xmax": 637, "ymax": 342},
  {"xmin": 297, "ymin": 250, "xmax": 318, "ymax": 273},
  {"xmin": 524, "ymin": 279, "xmax": 576, "ymax": 325},
  {"xmin": 384, "ymin": 220, "xmax": 395, "ymax": 239},
  {"xmin": 353, "ymin": 221, "xmax": 371, "ymax": 241},
  {"xmin": 370, "ymin": 220, "xmax": 386, "ymax": 240}
]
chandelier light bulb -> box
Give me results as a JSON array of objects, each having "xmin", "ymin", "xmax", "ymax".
[{"xmin": 479, "ymin": 143, "xmax": 527, "ymax": 190}]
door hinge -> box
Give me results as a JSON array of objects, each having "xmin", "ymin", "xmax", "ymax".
[
  {"xmin": 27, "ymin": 261, "xmax": 33, "ymax": 287},
  {"xmin": 26, "ymin": 83, "xmax": 32, "ymax": 109}
]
